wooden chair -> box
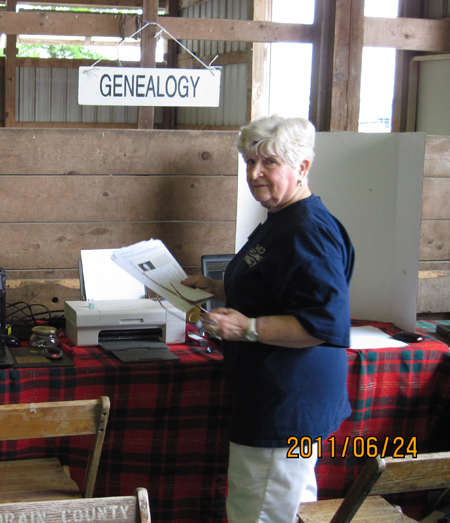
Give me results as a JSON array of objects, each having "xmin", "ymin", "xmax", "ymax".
[
  {"xmin": 297, "ymin": 451, "xmax": 450, "ymax": 523},
  {"xmin": 0, "ymin": 487, "xmax": 151, "ymax": 523},
  {"xmin": 0, "ymin": 397, "xmax": 110, "ymax": 503}
]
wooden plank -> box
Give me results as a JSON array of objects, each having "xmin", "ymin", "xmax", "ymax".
[
  {"xmin": 420, "ymin": 220, "xmax": 450, "ymax": 261},
  {"xmin": 0, "ymin": 222, "xmax": 236, "ymax": 269},
  {"xmin": 391, "ymin": 0, "xmax": 422, "ymax": 133},
  {"xmin": 405, "ymin": 58, "xmax": 419, "ymax": 132},
  {"xmin": 5, "ymin": 268, "xmax": 203, "ymax": 311},
  {"xmin": 424, "ymin": 135, "xmax": 450, "ymax": 176},
  {"xmin": 0, "ymin": 399, "xmax": 101, "ymax": 439},
  {"xmin": 330, "ymin": 0, "xmax": 364, "ymax": 131},
  {"xmin": 0, "ymin": 12, "xmax": 319, "ymax": 43},
  {"xmin": 418, "ymin": 268, "xmax": 450, "ymax": 313},
  {"xmin": 0, "ymin": 129, "xmax": 238, "ymax": 174},
  {"xmin": 0, "ymin": 495, "xmax": 141, "ymax": 523},
  {"xmin": 177, "ymin": 50, "xmax": 249, "ymax": 68},
  {"xmin": 0, "ymin": 11, "xmax": 136, "ymax": 38},
  {"xmin": 12, "ymin": 122, "xmax": 138, "ymax": 129},
  {"xmin": 422, "ymin": 178, "xmax": 450, "ymax": 219},
  {"xmin": 372, "ymin": 452, "xmax": 450, "ymax": 495},
  {"xmin": 163, "ymin": 17, "xmax": 319, "ymax": 43},
  {"xmin": 309, "ymin": 0, "xmax": 335, "ymax": 131},
  {"xmin": 247, "ymin": 0, "xmax": 271, "ymax": 122},
  {"xmin": 419, "ymin": 261, "xmax": 450, "ymax": 271},
  {"xmin": 0, "ymin": 176, "xmax": 237, "ymax": 223},
  {"xmin": 298, "ymin": 496, "xmax": 416, "ymax": 523},
  {"xmin": 365, "ymin": 16, "xmax": 450, "ymax": 52},
  {"xmin": 392, "ymin": 50, "xmax": 417, "ymax": 132},
  {"xmin": 6, "ymin": 277, "xmax": 81, "ymax": 311}
]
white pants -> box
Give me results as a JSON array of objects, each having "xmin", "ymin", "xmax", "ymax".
[{"xmin": 226, "ymin": 442, "xmax": 318, "ymax": 523}]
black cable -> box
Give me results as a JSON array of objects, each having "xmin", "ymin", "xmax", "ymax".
[{"xmin": 6, "ymin": 301, "xmax": 66, "ymax": 341}]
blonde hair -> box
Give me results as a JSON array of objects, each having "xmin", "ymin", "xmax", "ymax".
[{"xmin": 237, "ymin": 115, "xmax": 316, "ymax": 170}]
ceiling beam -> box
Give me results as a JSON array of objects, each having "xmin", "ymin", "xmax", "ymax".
[
  {"xmin": 2, "ymin": 11, "xmax": 450, "ymax": 52},
  {"xmin": 0, "ymin": 12, "xmax": 319, "ymax": 43},
  {"xmin": 365, "ymin": 16, "xmax": 450, "ymax": 52}
]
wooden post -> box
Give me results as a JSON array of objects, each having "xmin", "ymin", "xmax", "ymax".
[
  {"xmin": 246, "ymin": 0, "xmax": 271, "ymax": 123},
  {"xmin": 5, "ymin": 0, "xmax": 17, "ymax": 127},
  {"xmin": 392, "ymin": 0, "xmax": 425, "ymax": 132},
  {"xmin": 310, "ymin": 0, "xmax": 336, "ymax": 131},
  {"xmin": 138, "ymin": 0, "xmax": 158, "ymax": 129},
  {"xmin": 330, "ymin": 0, "xmax": 364, "ymax": 131},
  {"xmin": 161, "ymin": 0, "xmax": 178, "ymax": 129}
]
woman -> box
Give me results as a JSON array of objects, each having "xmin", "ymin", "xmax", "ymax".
[{"xmin": 183, "ymin": 115, "xmax": 354, "ymax": 523}]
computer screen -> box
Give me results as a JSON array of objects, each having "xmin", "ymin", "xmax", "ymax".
[{"xmin": 201, "ymin": 254, "xmax": 234, "ymax": 311}]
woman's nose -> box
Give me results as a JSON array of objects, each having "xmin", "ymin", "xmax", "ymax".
[{"xmin": 249, "ymin": 160, "xmax": 263, "ymax": 177}]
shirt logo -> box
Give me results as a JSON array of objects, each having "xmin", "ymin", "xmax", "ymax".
[{"xmin": 244, "ymin": 245, "xmax": 266, "ymax": 267}]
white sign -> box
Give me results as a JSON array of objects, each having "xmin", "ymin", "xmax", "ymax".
[{"xmin": 78, "ymin": 66, "xmax": 221, "ymax": 107}]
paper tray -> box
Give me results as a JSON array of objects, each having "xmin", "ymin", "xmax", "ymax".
[{"xmin": 99, "ymin": 340, "xmax": 179, "ymax": 363}]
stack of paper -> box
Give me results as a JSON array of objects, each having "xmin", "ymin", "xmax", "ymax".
[{"xmin": 111, "ymin": 239, "xmax": 213, "ymax": 312}]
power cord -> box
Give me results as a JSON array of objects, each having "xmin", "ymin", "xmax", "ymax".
[{"xmin": 6, "ymin": 301, "xmax": 65, "ymax": 341}]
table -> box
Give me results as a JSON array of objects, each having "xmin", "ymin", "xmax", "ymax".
[
  {"xmin": 0, "ymin": 321, "xmax": 449, "ymax": 523},
  {"xmin": 1, "ymin": 339, "xmax": 232, "ymax": 523},
  {"xmin": 314, "ymin": 320, "xmax": 450, "ymax": 519}
]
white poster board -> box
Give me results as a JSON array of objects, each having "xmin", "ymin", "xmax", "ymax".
[
  {"xmin": 236, "ymin": 132, "xmax": 425, "ymax": 331},
  {"xmin": 79, "ymin": 67, "xmax": 221, "ymax": 107}
]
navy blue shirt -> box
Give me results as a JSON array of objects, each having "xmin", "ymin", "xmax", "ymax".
[{"xmin": 223, "ymin": 195, "xmax": 354, "ymax": 447}]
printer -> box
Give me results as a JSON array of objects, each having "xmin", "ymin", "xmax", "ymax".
[
  {"xmin": 64, "ymin": 249, "xmax": 186, "ymax": 347},
  {"xmin": 64, "ymin": 299, "xmax": 185, "ymax": 346}
]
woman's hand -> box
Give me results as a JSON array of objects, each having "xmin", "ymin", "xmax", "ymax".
[
  {"xmin": 181, "ymin": 275, "xmax": 217, "ymax": 295},
  {"xmin": 202, "ymin": 310, "xmax": 324, "ymax": 348},
  {"xmin": 202, "ymin": 308, "xmax": 250, "ymax": 341},
  {"xmin": 181, "ymin": 276, "xmax": 226, "ymax": 303}
]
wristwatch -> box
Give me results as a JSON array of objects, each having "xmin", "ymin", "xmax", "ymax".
[{"xmin": 245, "ymin": 318, "xmax": 259, "ymax": 342}]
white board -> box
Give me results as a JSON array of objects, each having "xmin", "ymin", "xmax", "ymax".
[
  {"xmin": 235, "ymin": 132, "xmax": 426, "ymax": 331},
  {"xmin": 310, "ymin": 132, "xmax": 425, "ymax": 331}
]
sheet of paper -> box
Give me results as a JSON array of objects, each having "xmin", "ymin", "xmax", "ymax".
[
  {"xmin": 81, "ymin": 249, "xmax": 146, "ymax": 301},
  {"xmin": 111, "ymin": 239, "xmax": 213, "ymax": 312},
  {"xmin": 349, "ymin": 326, "xmax": 408, "ymax": 349}
]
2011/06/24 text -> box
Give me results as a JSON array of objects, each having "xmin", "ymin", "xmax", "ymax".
[{"xmin": 286, "ymin": 436, "xmax": 418, "ymax": 459}]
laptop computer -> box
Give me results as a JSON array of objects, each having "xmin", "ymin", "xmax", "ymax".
[{"xmin": 201, "ymin": 254, "xmax": 234, "ymax": 311}]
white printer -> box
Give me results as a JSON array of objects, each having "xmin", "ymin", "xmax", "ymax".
[
  {"xmin": 64, "ymin": 249, "xmax": 186, "ymax": 347},
  {"xmin": 64, "ymin": 299, "xmax": 185, "ymax": 346}
]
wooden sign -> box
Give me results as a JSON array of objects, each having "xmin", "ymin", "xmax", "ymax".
[{"xmin": 78, "ymin": 66, "xmax": 221, "ymax": 107}]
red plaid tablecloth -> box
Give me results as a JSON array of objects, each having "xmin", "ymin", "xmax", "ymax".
[
  {"xmin": 315, "ymin": 320, "xmax": 450, "ymax": 519},
  {"xmin": 0, "ymin": 321, "xmax": 449, "ymax": 522},
  {"xmin": 0, "ymin": 339, "xmax": 231, "ymax": 523}
]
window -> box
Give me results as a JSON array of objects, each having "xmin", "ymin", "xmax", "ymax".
[
  {"xmin": 268, "ymin": 0, "xmax": 314, "ymax": 118},
  {"xmin": 359, "ymin": 0, "xmax": 399, "ymax": 132}
]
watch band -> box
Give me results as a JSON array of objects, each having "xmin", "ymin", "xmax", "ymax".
[{"xmin": 245, "ymin": 318, "xmax": 259, "ymax": 342}]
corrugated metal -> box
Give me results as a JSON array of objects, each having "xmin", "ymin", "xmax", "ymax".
[
  {"xmin": 16, "ymin": 66, "xmax": 146, "ymax": 124},
  {"xmin": 177, "ymin": 63, "xmax": 247, "ymax": 127},
  {"xmin": 15, "ymin": 0, "xmax": 249, "ymax": 127},
  {"xmin": 178, "ymin": 0, "xmax": 248, "ymax": 127}
]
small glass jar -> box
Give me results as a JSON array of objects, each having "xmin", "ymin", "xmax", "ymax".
[{"xmin": 30, "ymin": 326, "xmax": 59, "ymax": 349}]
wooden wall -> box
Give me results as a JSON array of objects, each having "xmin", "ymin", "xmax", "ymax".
[
  {"xmin": 418, "ymin": 135, "xmax": 450, "ymax": 313},
  {"xmin": 0, "ymin": 128, "xmax": 447, "ymax": 314},
  {"xmin": 0, "ymin": 129, "xmax": 238, "ymax": 310}
]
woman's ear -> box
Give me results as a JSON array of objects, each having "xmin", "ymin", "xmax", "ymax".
[{"xmin": 300, "ymin": 159, "xmax": 311, "ymax": 176}]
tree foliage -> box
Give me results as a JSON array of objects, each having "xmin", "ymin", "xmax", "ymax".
[{"xmin": 17, "ymin": 43, "xmax": 106, "ymax": 60}]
